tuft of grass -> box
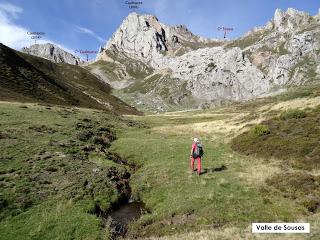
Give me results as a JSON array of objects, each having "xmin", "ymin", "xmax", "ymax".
[
  {"xmin": 278, "ymin": 42, "xmax": 290, "ymax": 55},
  {"xmin": 250, "ymin": 125, "xmax": 270, "ymax": 136},
  {"xmin": 279, "ymin": 109, "xmax": 306, "ymax": 120}
]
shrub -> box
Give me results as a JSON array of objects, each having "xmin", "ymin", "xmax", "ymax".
[
  {"xmin": 77, "ymin": 130, "xmax": 94, "ymax": 141},
  {"xmin": 250, "ymin": 124, "xmax": 270, "ymax": 136},
  {"xmin": 280, "ymin": 109, "xmax": 306, "ymax": 120}
]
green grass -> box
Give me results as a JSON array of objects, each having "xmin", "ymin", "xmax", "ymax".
[
  {"xmin": 280, "ymin": 109, "xmax": 306, "ymax": 120},
  {"xmin": 232, "ymin": 83, "xmax": 320, "ymax": 113},
  {"xmin": 115, "ymin": 75, "xmax": 195, "ymax": 113},
  {"xmin": 250, "ymin": 124, "xmax": 270, "ymax": 136},
  {"xmin": 0, "ymin": 103, "xmax": 134, "ymax": 239},
  {"xmin": 273, "ymin": 83, "xmax": 320, "ymax": 101},
  {"xmin": 1, "ymin": 83, "xmax": 320, "ymax": 239},
  {"xmin": 266, "ymin": 172, "xmax": 320, "ymax": 214},
  {"xmin": 110, "ymin": 113, "xmax": 305, "ymax": 238},
  {"xmin": 225, "ymin": 29, "xmax": 272, "ymax": 49},
  {"xmin": 171, "ymin": 39, "xmax": 223, "ymax": 57},
  {"xmin": 124, "ymin": 74, "xmax": 162, "ymax": 94},
  {"xmin": 87, "ymin": 60, "xmax": 121, "ymax": 82},
  {"xmin": 0, "ymin": 200, "xmax": 108, "ymax": 240},
  {"xmin": 278, "ymin": 42, "xmax": 290, "ymax": 55}
]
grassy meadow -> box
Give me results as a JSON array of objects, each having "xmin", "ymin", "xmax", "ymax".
[
  {"xmin": 111, "ymin": 93, "xmax": 320, "ymax": 238},
  {"xmin": 1, "ymin": 83, "xmax": 320, "ymax": 239}
]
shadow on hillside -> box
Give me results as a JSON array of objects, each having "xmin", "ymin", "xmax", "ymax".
[{"xmin": 201, "ymin": 165, "xmax": 227, "ymax": 175}]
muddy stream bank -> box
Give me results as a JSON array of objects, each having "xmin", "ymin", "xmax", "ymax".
[
  {"xmin": 103, "ymin": 163, "xmax": 146, "ymax": 239},
  {"xmin": 79, "ymin": 122, "xmax": 146, "ymax": 239}
]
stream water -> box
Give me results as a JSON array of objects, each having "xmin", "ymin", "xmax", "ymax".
[
  {"xmin": 109, "ymin": 201, "xmax": 146, "ymax": 237},
  {"xmin": 111, "ymin": 201, "xmax": 145, "ymax": 225}
]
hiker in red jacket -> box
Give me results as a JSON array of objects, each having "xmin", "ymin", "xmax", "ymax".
[{"xmin": 190, "ymin": 138, "xmax": 204, "ymax": 175}]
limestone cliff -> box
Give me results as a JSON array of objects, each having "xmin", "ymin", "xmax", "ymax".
[{"xmin": 21, "ymin": 43, "xmax": 84, "ymax": 65}]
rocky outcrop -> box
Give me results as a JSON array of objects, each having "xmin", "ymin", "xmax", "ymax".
[
  {"xmin": 273, "ymin": 8, "xmax": 312, "ymax": 33},
  {"xmin": 163, "ymin": 47, "xmax": 269, "ymax": 101},
  {"xmin": 96, "ymin": 13, "xmax": 164, "ymax": 66},
  {"xmin": 21, "ymin": 43, "xmax": 84, "ymax": 65},
  {"xmin": 242, "ymin": 8, "xmax": 320, "ymax": 87}
]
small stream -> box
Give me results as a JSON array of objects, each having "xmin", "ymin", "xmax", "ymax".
[
  {"xmin": 102, "ymin": 157, "xmax": 146, "ymax": 239},
  {"xmin": 109, "ymin": 201, "xmax": 146, "ymax": 237},
  {"xmin": 86, "ymin": 127, "xmax": 146, "ymax": 239}
]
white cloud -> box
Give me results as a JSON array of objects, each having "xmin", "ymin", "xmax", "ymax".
[
  {"xmin": 0, "ymin": 2, "xmax": 31, "ymax": 49},
  {"xmin": 75, "ymin": 25, "xmax": 104, "ymax": 43},
  {"xmin": 0, "ymin": 22, "xmax": 30, "ymax": 49},
  {"xmin": 0, "ymin": 2, "xmax": 73, "ymax": 53},
  {"xmin": 0, "ymin": 2, "xmax": 22, "ymax": 20}
]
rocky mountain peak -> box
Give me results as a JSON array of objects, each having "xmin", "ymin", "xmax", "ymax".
[
  {"xmin": 173, "ymin": 25, "xmax": 192, "ymax": 36},
  {"xmin": 96, "ymin": 12, "xmax": 165, "ymax": 65},
  {"xmin": 273, "ymin": 8, "xmax": 311, "ymax": 32},
  {"xmin": 315, "ymin": 8, "xmax": 320, "ymax": 20},
  {"xmin": 21, "ymin": 43, "xmax": 84, "ymax": 65},
  {"xmin": 96, "ymin": 12, "xmax": 220, "ymax": 67}
]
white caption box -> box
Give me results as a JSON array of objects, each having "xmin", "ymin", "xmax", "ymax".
[{"xmin": 252, "ymin": 223, "xmax": 310, "ymax": 233}]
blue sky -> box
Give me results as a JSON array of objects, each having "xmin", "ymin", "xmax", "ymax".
[{"xmin": 0, "ymin": 0, "xmax": 319, "ymax": 60}]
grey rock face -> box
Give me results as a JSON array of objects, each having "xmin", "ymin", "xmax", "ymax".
[
  {"xmin": 21, "ymin": 43, "xmax": 84, "ymax": 65},
  {"xmin": 162, "ymin": 47, "xmax": 269, "ymax": 101},
  {"xmin": 287, "ymin": 32, "xmax": 317, "ymax": 57},
  {"xmin": 97, "ymin": 13, "xmax": 164, "ymax": 66},
  {"xmin": 244, "ymin": 8, "xmax": 320, "ymax": 87},
  {"xmin": 273, "ymin": 8, "xmax": 311, "ymax": 33}
]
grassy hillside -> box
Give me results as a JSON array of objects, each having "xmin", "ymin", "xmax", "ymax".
[
  {"xmin": 225, "ymin": 29, "xmax": 272, "ymax": 50},
  {"xmin": 0, "ymin": 43, "xmax": 140, "ymax": 115},
  {"xmin": 87, "ymin": 59, "xmax": 197, "ymax": 112},
  {"xmin": 0, "ymin": 102, "xmax": 139, "ymax": 240}
]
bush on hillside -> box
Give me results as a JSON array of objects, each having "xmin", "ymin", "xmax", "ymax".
[
  {"xmin": 250, "ymin": 124, "xmax": 270, "ymax": 136},
  {"xmin": 280, "ymin": 109, "xmax": 306, "ymax": 120}
]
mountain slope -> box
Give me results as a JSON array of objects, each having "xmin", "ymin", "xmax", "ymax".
[
  {"xmin": 92, "ymin": 9, "xmax": 320, "ymax": 112},
  {"xmin": 0, "ymin": 43, "xmax": 140, "ymax": 115},
  {"xmin": 21, "ymin": 43, "xmax": 84, "ymax": 65}
]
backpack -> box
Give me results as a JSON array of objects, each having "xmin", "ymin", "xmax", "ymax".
[{"xmin": 193, "ymin": 143, "xmax": 204, "ymax": 158}]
